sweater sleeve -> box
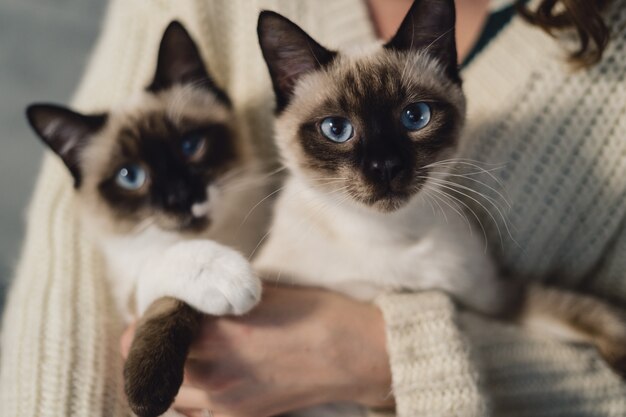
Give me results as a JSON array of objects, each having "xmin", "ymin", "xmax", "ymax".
[
  {"xmin": 374, "ymin": 290, "xmax": 626, "ymax": 417},
  {"xmin": 374, "ymin": 292, "xmax": 487, "ymax": 417}
]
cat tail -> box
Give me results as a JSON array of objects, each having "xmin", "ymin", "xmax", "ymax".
[
  {"xmin": 514, "ymin": 284, "xmax": 626, "ymax": 378},
  {"xmin": 124, "ymin": 297, "xmax": 202, "ymax": 417}
]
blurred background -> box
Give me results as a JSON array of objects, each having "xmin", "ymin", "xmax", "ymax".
[{"xmin": 0, "ymin": 0, "xmax": 106, "ymax": 312}]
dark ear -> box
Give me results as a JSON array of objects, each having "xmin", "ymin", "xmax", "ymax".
[
  {"xmin": 257, "ymin": 11, "xmax": 337, "ymax": 112},
  {"xmin": 26, "ymin": 104, "xmax": 107, "ymax": 187},
  {"xmin": 385, "ymin": 0, "xmax": 460, "ymax": 83},
  {"xmin": 148, "ymin": 21, "xmax": 230, "ymax": 105}
]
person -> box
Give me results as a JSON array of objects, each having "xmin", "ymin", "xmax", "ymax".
[{"xmin": 1, "ymin": 0, "xmax": 624, "ymax": 416}]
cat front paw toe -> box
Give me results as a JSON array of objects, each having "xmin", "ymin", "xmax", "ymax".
[
  {"xmin": 137, "ymin": 240, "xmax": 262, "ymax": 317},
  {"xmin": 200, "ymin": 272, "xmax": 262, "ymax": 316}
]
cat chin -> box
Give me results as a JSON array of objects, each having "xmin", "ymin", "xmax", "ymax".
[
  {"xmin": 366, "ymin": 195, "xmax": 412, "ymax": 213},
  {"xmin": 320, "ymin": 181, "xmax": 418, "ymax": 214},
  {"xmin": 315, "ymin": 184, "xmax": 414, "ymax": 214}
]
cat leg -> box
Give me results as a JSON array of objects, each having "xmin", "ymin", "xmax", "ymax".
[
  {"xmin": 124, "ymin": 297, "xmax": 201, "ymax": 417},
  {"xmin": 517, "ymin": 285, "xmax": 626, "ymax": 378},
  {"xmin": 127, "ymin": 240, "xmax": 262, "ymax": 417}
]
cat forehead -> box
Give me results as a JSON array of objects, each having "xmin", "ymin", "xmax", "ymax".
[
  {"xmin": 291, "ymin": 49, "xmax": 463, "ymax": 115},
  {"xmin": 80, "ymin": 86, "xmax": 234, "ymax": 173},
  {"xmin": 115, "ymin": 85, "xmax": 231, "ymax": 127}
]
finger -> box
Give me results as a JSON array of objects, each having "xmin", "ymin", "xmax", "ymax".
[
  {"xmin": 119, "ymin": 322, "xmax": 137, "ymax": 358},
  {"xmin": 189, "ymin": 319, "xmax": 222, "ymax": 355},
  {"xmin": 185, "ymin": 358, "xmax": 215, "ymax": 385},
  {"xmin": 173, "ymin": 385, "xmax": 213, "ymax": 410}
]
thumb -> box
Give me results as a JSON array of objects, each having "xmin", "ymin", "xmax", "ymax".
[{"xmin": 120, "ymin": 321, "xmax": 137, "ymax": 359}]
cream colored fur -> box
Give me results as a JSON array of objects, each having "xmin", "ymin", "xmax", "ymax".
[
  {"xmin": 254, "ymin": 13, "xmax": 626, "ymax": 416},
  {"xmin": 255, "ymin": 175, "xmax": 507, "ymax": 314},
  {"xmin": 79, "ymin": 87, "xmax": 269, "ymax": 320}
]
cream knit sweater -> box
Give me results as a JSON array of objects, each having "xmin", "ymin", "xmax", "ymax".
[{"xmin": 1, "ymin": 0, "xmax": 625, "ymax": 416}]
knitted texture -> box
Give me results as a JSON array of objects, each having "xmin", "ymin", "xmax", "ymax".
[
  {"xmin": 375, "ymin": 293, "xmax": 487, "ymax": 416},
  {"xmin": 1, "ymin": 0, "xmax": 626, "ymax": 417},
  {"xmin": 374, "ymin": 1, "xmax": 626, "ymax": 416}
]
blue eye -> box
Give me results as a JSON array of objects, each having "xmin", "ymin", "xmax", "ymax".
[
  {"xmin": 401, "ymin": 102, "xmax": 431, "ymax": 131},
  {"xmin": 115, "ymin": 164, "xmax": 147, "ymax": 190},
  {"xmin": 320, "ymin": 117, "xmax": 354, "ymax": 143},
  {"xmin": 181, "ymin": 132, "xmax": 207, "ymax": 159}
]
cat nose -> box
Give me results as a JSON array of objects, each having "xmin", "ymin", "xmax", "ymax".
[{"xmin": 368, "ymin": 157, "xmax": 404, "ymax": 183}]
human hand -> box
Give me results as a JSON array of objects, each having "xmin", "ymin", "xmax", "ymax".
[{"xmin": 121, "ymin": 285, "xmax": 394, "ymax": 417}]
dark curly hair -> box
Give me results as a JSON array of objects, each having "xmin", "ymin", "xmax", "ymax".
[{"xmin": 516, "ymin": 0, "xmax": 612, "ymax": 67}]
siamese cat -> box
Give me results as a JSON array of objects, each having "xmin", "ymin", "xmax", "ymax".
[
  {"xmin": 26, "ymin": 22, "xmax": 266, "ymax": 417},
  {"xmin": 255, "ymin": 1, "xmax": 626, "ymax": 415}
]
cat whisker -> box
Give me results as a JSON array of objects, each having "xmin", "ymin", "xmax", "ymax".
[
  {"xmin": 309, "ymin": 176, "xmax": 348, "ymax": 181},
  {"xmin": 216, "ymin": 164, "xmax": 287, "ymax": 193},
  {"xmin": 421, "ymin": 187, "xmax": 450, "ymax": 224},
  {"xmin": 315, "ymin": 180, "xmax": 349, "ymax": 188},
  {"xmin": 420, "ymin": 177, "xmax": 514, "ymax": 248},
  {"xmin": 430, "ymin": 163, "xmax": 510, "ymax": 195},
  {"xmin": 423, "ymin": 181, "xmax": 489, "ymax": 251},
  {"xmin": 430, "ymin": 166, "xmax": 507, "ymax": 178},
  {"xmin": 419, "ymin": 190, "xmax": 439, "ymax": 218},
  {"xmin": 425, "ymin": 184, "xmax": 474, "ymax": 235},
  {"xmin": 130, "ymin": 216, "xmax": 157, "ymax": 235},
  {"xmin": 425, "ymin": 189, "xmax": 449, "ymax": 224},
  {"xmin": 220, "ymin": 172, "xmax": 273, "ymax": 189},
  {"xmin": 262, "ymin": 184, "xmax": 351, "ymax": 271},
  {"xmin": 248, "ymin": 184, "xmax": 344, "ymax": 263},
  {"xmin": 425, "ymin": 174, "xmax": 512, "ymax": 213},
  {"xmin": 248, "ymin": 228, "xmax": 273, "ymax": 261},
  {"xmin": 250, "ymin": 183, "xmax": 350, "ymax": 264},
  {"xmin": 239, "ymin": 186, "xmax": 287, "ymax": 229},
  {"xmin": 427, "ymin": 166, "xmax": 507, "ymax": 183},
  {"xmin": 425, "ymin": 159, "xmax": 508, "ymax": 188},
  {"xmin": 429, "ymin": 170, "xmax": 512, "ymax": 210},
  {"xmin": 423, "ymin": 27, "xmax": 455, "ymax": 56},
  {"xmin": 426, "ymin": 157, "xmax": 506, "ymax": 168},
  {"xmin": 428, "ymin": 176, "xmax": 519, "ymax": 248}
]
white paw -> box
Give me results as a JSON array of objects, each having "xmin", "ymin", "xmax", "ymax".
[
  {"xmin": 136, "ymin": 240, "xmax": 262, "ymax": 316},
  {"xmin": 195, "ymin": 260, "xmax": 262, "ymax": 316}
]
